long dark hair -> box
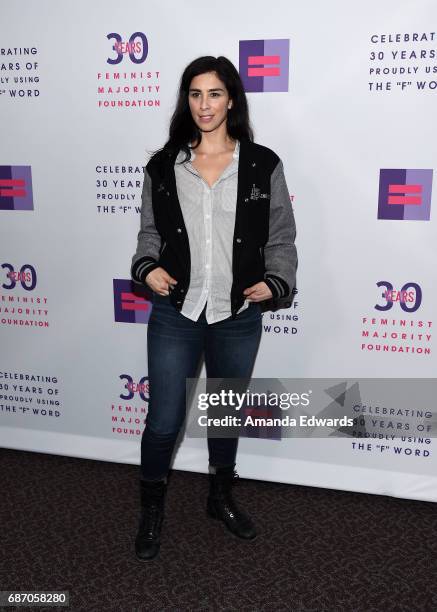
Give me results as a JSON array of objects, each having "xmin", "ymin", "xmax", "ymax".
[{"xmin": 150, "ymin": 56, "xmax": 254, "ymax": 163}]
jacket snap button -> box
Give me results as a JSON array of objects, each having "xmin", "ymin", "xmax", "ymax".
[
  {"xmin": 244, "ymin": 197, "xmax": 249, "ymax": 202},
  {"xmin": 177, "ymin": 228, "xmax": 182, "ymax": 233},
  {"xmin": 252, "ymin": 162, "xmax": 256, "ymax": 167},
  {"xmin": 166, "ymin": 191, "xmax": 170, "ymax": 196},
  {"xmin": 177, "ymin": 301, "xmax": 181, "ymax": 304},
  {"xmin": 236, "ymin": 238, "xmax": 242, "ymax": 243}
]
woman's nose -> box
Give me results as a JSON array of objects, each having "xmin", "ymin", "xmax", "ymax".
[{"xmin": 200, "ymin": 96, "xmax": 210, "ymax": 109}]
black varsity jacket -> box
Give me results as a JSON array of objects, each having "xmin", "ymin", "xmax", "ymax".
[{"xmin": 131, "ymin": 138, "xmax": 298, "ymax": 319}]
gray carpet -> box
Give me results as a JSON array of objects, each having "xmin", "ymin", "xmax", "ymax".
[{"xmin": 1, "ymin": 447, "xmax": 436, "ymax": 611}]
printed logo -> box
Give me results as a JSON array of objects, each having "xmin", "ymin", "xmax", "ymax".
[
  {"xmin": 375, "ymin": 281, "xmax": 421, "ymax": 313},
  {"xmin": 2, "ymin": 263, "xmax": 36, "ymax": 291},
  {"xmin": 1, "ymin": 261, "xmax": 49, "ymax": 327},
  {"xmin": 0, "ymin": 166, "xmax": 33, "ymax": 210},
  {"xmin": 360, "ymin": 280, "xmax": 432, "ymax": 356},
  {"xmin": 378, "ymin": 169, "xmax": 432, "ymax": 220},
  {"xmin": 250, "ymin": 184, "xmax": 270, "ymax": 200},
  {"xmin": 97, "ymin": 32, "xmax": 160, "ymax": 109},
  {"xmin": 107, "ymin": 32, "xmax": 149, "ymax": 65},
  {"xmin": 114, "ymin": 279, "xmax": 153, "ymax": 323},
  {"xmin": 111, "ymin": 374, "xmax": 149, "ymax": 438},
  {"xmin": 239, "ymin": 39, "xmax": 290, "ymax": 92}
]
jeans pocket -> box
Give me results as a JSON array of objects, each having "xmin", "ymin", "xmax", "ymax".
[{"xmin": 237, "ymin": 301, "xmax": 261, "ymax": 320}]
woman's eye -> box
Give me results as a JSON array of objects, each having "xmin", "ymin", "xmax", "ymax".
[{"xmin": 190, "ymin": 92, "xmax": 221, "ymax": 98}]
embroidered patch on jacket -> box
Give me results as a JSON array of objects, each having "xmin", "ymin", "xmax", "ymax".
[{"xmin": 250, "ymin": 184, "xmax": 270, "ymax": 200}]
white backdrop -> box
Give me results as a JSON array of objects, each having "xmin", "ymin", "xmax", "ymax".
[{"xmin": 1, "ymin": 0, "xmax": 436, "ymax": 502}]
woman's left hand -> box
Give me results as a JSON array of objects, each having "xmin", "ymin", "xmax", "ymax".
[{"xmin": 243, "ymin": 282, "xmax": 273, "ymax": 302}]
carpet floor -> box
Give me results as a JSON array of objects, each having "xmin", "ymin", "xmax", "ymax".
[{"xmin": 1, "ymin": 447, "xmax": 436, "ymax": 612}]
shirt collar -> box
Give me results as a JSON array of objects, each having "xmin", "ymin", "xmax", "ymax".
[{"xmin": 176, "ymin": 139, "xmax": 240, "ymax": 163}]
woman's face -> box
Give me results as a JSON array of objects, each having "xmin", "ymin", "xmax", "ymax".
[{"xmin": 188, "ymin": 71, "xmax": 232, "ymax": 134}]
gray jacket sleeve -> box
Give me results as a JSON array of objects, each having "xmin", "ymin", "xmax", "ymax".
[
  {"xmin": 130, "ymin": 168, "xmax": 162, "ymax": 284},
  {"xmin": 263, "ymin": 159, "xmax": 298, "ymax": 299}
]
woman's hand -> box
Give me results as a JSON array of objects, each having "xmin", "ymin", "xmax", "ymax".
[
  {"xmin": 243, "ymin": 282, "xmax": 273, "ymax": 302},
  {"xmin": 145, "ymin": 267, "xmax": 178, "ymax": 296}
]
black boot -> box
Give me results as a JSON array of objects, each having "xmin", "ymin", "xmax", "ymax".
[
  {"xmin": 207, "ymin": 465, "xmax": 257, "ymax": 540},
  {"xmin": 135, "ymin": 478, "xmax": 167, "ymax": 561}
]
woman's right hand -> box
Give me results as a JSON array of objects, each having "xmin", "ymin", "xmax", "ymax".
[{"xmin": 145, "ymin": 267, "xmax": 178, "ymax": 296}]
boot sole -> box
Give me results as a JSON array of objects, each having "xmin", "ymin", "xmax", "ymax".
[
  {"xmin": 134, "ymin": 536, "xmax": 161, "ymax": 562},
  {"xmin": 135, "ymin": 554, "xmax": 160, "ymax": 562},
  {"xmin": 135, "ymin": 548, "xmax": 161, "ymax": 562}
]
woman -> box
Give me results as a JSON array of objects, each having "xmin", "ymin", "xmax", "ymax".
[{"xmin": 131, "ymin": 55, "xmax": 297, "ymax": 561}]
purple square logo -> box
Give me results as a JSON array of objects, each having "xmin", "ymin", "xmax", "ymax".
[
  {"xmin": 114, "ymin": 279, "xmax": 153, "ymax": 323},
  {"xmin": 378, "ymin": 169, "xmax": 432, "ymax": 221},
  {"xmin": 0, "ymin": 166, "xmax": 33, "ymax": 210},
  {"xmin": 239, "ymin": 39, "xmax": 290, "ymax": 93}
]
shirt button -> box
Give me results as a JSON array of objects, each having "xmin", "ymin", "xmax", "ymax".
[
  {"xmin": 166, "ymin": 191, "xmax": 170, "ymax": 196},
  {"xmin": 206, "ymin": 214, "xmax": 210, "ymax": 219},
  {"xmin": 205, "ymin": 264, "xmax": 209, "ymax": 269},
  {"xmin": 236, "ymin": 238, "xmax": 242, "ymax": 243},
  {"xmin": 252, "ymin": 162, "xmax": 256, "ymax": 167},
  {"xmin": 177, "ymin": 228, "xmax": 182, "ymax": 233},
  {"xmin": 206, "ymin": 239, "xmax": 210, "ymax": 243},
  {"xmin": 244, "ymin": 198, "xmax": 249, "ymax": 202}
]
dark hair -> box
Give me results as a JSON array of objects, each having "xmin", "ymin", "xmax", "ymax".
[{"xmin": 149, "ymin": 56, "xmax": 254, "ymax": 163}]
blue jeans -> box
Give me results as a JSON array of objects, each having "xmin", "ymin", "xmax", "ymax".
[{"xmin": 141, "ymin": 294, "xmax": 262, "ymax": 481}]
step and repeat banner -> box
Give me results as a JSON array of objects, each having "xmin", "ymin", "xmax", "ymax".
[{"xmin": 1, "ymin": 0, "xmax": 437, "ymax": 502}]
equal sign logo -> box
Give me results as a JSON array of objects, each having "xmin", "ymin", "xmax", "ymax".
[
  {"xmin": 239, "ymin": 39, "xmax": 290, "ymax": 92},
  {"xmin": 0, "ymin": 166, "xmax": 33, "ymax": 210},
  {"xmin": 378, "ymin": 169, "xmax": 433, "ymax": 220},
  {"xmin": 113, "ymin": 279, "xmax": 153, "ymax": 323}
]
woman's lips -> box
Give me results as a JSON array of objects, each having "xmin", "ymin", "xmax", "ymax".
[{"xmin": 199, "ymin": 115, "xmax": 213, "ymax": 122}]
